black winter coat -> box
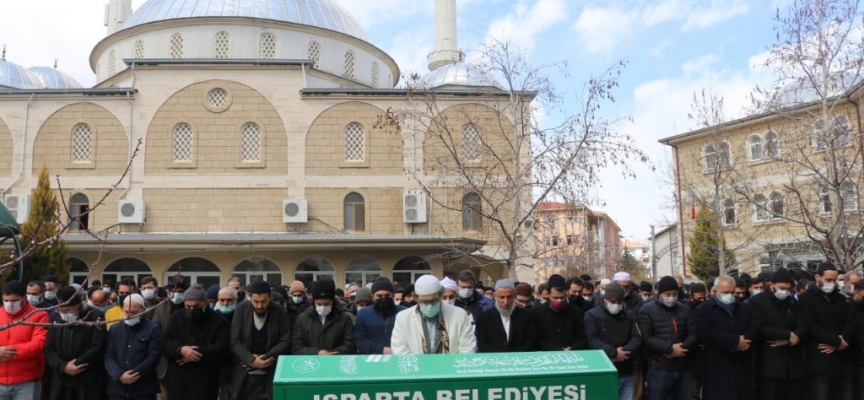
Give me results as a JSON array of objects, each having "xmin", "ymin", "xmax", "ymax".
[
  {"xmin": 584, "ymin": 306, "xmax": 641, "ymax": 375},
  {"xmin": 530, "ymin": 303, "xmax": 587, "ymax": 351},
  {"xmin": 104, "ymin": 319, "xmax": 162, "ymax": 399},
  {"xmin": 229, "ymin": 301, "xmax": 292, "ymax": 398},
  {"xmin": 162, "ymin": 308, "xmax": 230, "ymax": 400},
  {"xmin": 798, "ymin": 285, "xmax": 855, "ymax": 375},
  {"xmin": 638, "ymin": 301, "xmax": 697, "ymax": 371},
  {"xmin": 44, "ymin": 308, "xmax": 106, "ymax": 400},
  {"xmin": 747, "ymin": 291, "xmax": 806, "ymax": 379},
  {"xmin": 475, "ymin": 306, "xmax": 537, "ymax": 353},
  {"xmin": 694, "ymin": 297, "xmax": 758, "ymax": 400},
  {"xmin": 851, "ymin": 299, "xmax": 864, "ymax": 366},
  {"xmin": 291, "ymin": 307, "xmax": 355, "ymax": 355}
]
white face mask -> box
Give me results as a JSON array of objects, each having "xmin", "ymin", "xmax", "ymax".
[
  {"xmin": 394, "ymin": 300, "xmax": 401, "ymax": 306},
  {"xmin": 661, "ymin": 295, "xmax": 678, "ymax": 308},
  {"xmin": 751, "ymin": 289, "xmax": 763, "ymax": 296},
  {"xmin": 142, "ymin": 289, "xmax": 157, "ymax": 301},
  {"xmin": 60, "ymin": 312, "xmax": 78, "ymax": 323},
  {"xmin": 3, "ymin": 301, "xmax": 22, "ymax": 315},
  {"xmin": 821, "ymin": 283, "xmax": 835, "ymax": 293},
  {"xmin": 458, "ymin": 288, "xmax": 473, "ymax": 299},
  {"xmin": 442, "ymin": 298, "xmax": 455, "ymax": 306},
  {"xmin": 641, "ymin": 295, "xmax": 651, "ymax": 301},
  {"xmin": 605, "ymin": 301, "xmax": 622, "ymax": 315},
  {"xmin": 774, "ymin": 289, "xmax": 790, "ymax": 301},
  {"xmin": 718, "ymin": 293, "xmax": 736, "ymax": 305},
  {"xmin": 44, "ymin": 291, "xmax": 56, "ymax": 301},
  {"xmin": 582, "ymin": 295, "xmax": 592, "ymax": 302},
  {"xmin": 838, "ymin": 280, "xmax": 845, "ymax": 289},
  {"xmin": 316, "ymin": 305, "xmax": 332, "ymax": 318},
  {"xmin": 171, "ymin": 292, "xmax": 185, "ymax": 304},
  {"xmin": 124, "ymin": 316, "xmax": 141, "ymax": 327},
  {"xmin": 291, "ymin": 296, "xmax": 304, "ymax": 304},
  {"xmin": 26, "ymin": 295, "xmax": 41, "ymax": 306}
]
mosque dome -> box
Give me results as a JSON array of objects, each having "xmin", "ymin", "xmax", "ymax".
[
  {"xmin": 122, "ymin": 0, "xmax": 367, "ymax": 40},
  {"xmin": 28, "ymin": 66, "xmax": 84, "ymax": 89},
  {"xmin": 423, "ymin": 62, "xmax": 501, "ymax": 89},
  {"xmin": 0, "ymin": 57, "xmax": 44, "ymax": 90}
]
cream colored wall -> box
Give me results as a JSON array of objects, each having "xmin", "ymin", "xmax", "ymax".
[
  {"xmin": 141, "ymin": 188, "xmax": 285, "ymax": 232},
  {"xmin": 56, "ymin": 189, "xmax": 121, "ymax": 234},
  {"xmin": 0, "ymin": 118, "xmax": 10, "ymax": 177},
  {"xmin": 423, "ymin": 103, "xmax": 516, "ymax": 174},
  {"xmin": 304, "ymin": 187, "xmax": 404, "ymax": 234}
]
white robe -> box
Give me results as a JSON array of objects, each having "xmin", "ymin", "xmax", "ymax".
[{"xmin": 391, "ymin": 304, "xmax": 477, "ymax": 355}]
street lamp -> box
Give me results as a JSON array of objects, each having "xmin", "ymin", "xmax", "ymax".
[{"xmin": 0, "ymin": 201, "xmax": 24, "ymax": 281}]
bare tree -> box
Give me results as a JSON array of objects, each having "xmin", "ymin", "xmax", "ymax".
[{"xmin": 385, "ymin": 39, "xmax": 648, "ymax": 280}]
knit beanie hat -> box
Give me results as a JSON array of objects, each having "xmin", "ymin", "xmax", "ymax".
[
  {"xmin": 657, "ymin": 276, "xmax": 679, "ymax": 294},
  {"xmin": 289, "ymin": 281, "xmax": 306, "ymax": 295},
  {"xmin": 371, "ymin": 277, "xmax": 395, "ymax": 294},
  {"xmin": 312, "ymin": 279, "xmax": 336, "ymax": 300},
  {"xmin": 771, "ymin": 267, "xmax": 795, "ymax": 284},
  {"xmin": 354, "ymin": 287, "xmax": 373, "ymax": 304},
  {"xmin": 184, "ymin": 286, "xmax": 206, "ymax": 302},
  {"xmin": 639, "ymin": 281, "xmax": 653, "ymax": 292},
  {"xmin": 603, "ymin": 282, "xmax": 625, "ymax": 302},
  {"xmin": 206, "ymin": 284, "xmax": 220, "ymax": 301}
]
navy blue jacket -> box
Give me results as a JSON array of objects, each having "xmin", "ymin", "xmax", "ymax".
[
  {"xmin": 353, "ymin": 305, "xmax": 406, "ymax": 354},
  {"xmin": 455, "ymin": 291, "xmax": 494, "ymax": 320},
  {"xmin": 104, "ymin": 319, "xmax": 162, "ymax": 398}
]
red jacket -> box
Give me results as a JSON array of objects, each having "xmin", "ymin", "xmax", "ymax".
[{"xmin": 0, "ymin": 302, "xmax": 48, "ymax": 384}]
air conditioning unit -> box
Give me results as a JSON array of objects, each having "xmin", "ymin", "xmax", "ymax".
[
  {"xmin": 118, "ymin": 200, "xmax": 145, "ymax": 224},
  {"xmin": 2, "ymin": 195, "xmax": 30, "ymax": 224},
  {"xmin": 283, "ymin": 199, "xmax": 308, "ymax": 223},
  {"xmin": 403, "ymin": 190, "xmax": 427, "ymax": 223}
]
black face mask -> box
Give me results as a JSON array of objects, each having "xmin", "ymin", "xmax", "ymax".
[
  {"xmin": 185, "ymin": 307, "xmax": 205, "ymax": 322},
  {"xmin": 568, "ymin": 295, "xmax": 583, "ymax": 305},
  {"xmin": 117, "ymin": 295, "xmax": 127, "ymax": 307},
  {"xmin": 374, "ymin": 297, "xmax": 395, "ymax": 313}
]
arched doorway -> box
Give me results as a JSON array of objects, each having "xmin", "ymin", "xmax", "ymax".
[
  {"xmin": 166, "ymin": 257, "xmax": 221, "ymax": 288},
  {"xmin": 393, "ymin": 256, "xmax": 431, "ymax": 286},
  {"xmin": 294, "ymin": 256, "xmax": 335, "ymax": 287},
  {"xmin": 66, "ymin": 257, "xmax": 89, "ymax": 285},
  {"xmin": 232, "ymin": 257, "xmax": 282, "ymax": 287},
  {"xmin": 344, "ymin": 256, "xmax": 382, "ymax": 286},
  {"xmin": 103, "ymin": 257, "xmax": 152, "ymax": 287}
]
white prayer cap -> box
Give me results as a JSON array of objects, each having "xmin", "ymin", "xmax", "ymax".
[
  {"xmin": 613, "ymin": 272, "xmax": 631, "ymax": 282},
  {"xmin": 414, "ymin": 275, "xmax": 442, "ymax": 296},
  {"xmin": 440, "ymin": 277, "xmax": 458, "ymax": 292},
  {"xmin": 124, "ymin": 293, "xmax": 145, "ymax": 308}
]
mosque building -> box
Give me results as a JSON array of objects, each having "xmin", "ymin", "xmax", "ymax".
[{"xmin": 0, "ymin": 0, "xmax": 534, "ymax": 288}]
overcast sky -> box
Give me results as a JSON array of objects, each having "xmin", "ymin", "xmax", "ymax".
[{"xmin": 0, "ymin": 0, "xmax": 783, "ymax": 241}]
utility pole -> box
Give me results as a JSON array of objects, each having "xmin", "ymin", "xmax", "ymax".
[{"xmin": 649, "ymin": 225, "xmax": 657, "ymax": 280}]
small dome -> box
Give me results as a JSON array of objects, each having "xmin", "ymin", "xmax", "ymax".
[
  {"xmin": 123, "ymin": 0, "xmax": 367, "ymax": 41},
  {"xmin": 0, "ymin": 59, "xmax": 44, "ymax": 90},
  {"xmin": 28, "ymin": 67, "xmax": 83, "ymax": 89},
  {"xmin": 423, "ymin": 62, "xmax": 501, "ymax": 89}
]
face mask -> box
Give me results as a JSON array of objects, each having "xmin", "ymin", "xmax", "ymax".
[
  {"xmin": 718, "ymin": 293, "xmax": 736, "ymax": 305},
  {"xmin": 751, "ymin": 289, "xmax": 763, "ymax": 296},
  {"xmin": 218, "ymin": 304, "xmax": 236, "ymax": 314},
  {"xmin": 316, "ymin": 305, "xmax": 332, "ymax": 318},
  {"xmin": 103, "ymin": 288, "xmax": 112, "ymax": 294},
  {"xmin": 394, "ymin": 300, "xmax": 402, "ymax": 306},
  {"xmin": 485, "ymin": 295, "xmax": 494, "ymax": 300},
  {"xmin": 442, "ymin": 298, "xmax": 455, "ymax": 306},
  {"xmin": 582, "ymin": 295, "xmax": 592, "ymax": 302},
  {"xmin": 419, "ymin": 302, "xmax": 441, "ymax": 318},
  {"xmin": 4, "ymin": 301, "xmax": 22, "ymax": 315},
  {"xmin": 60, "ymin": 312, "xmax": 78, "ymax": 323},
  {"xmin": 539, "ymin": 299, "xmax": 547, "ymax": 305},
  {"xmin": 171, "ymin": 292, "xmax": 185, "ymax": 305},
  {"xmin": 142, "ymin": 289, "xmax": 157, "ymax": 301},
  {"xmin": 600, "ymin": 290, "xmax": 606, "ymax": 297},
  {"xmin": 774, "ymin": 289, "xmax": 790, "ymax": 301},
  {"xmin": 605, "ymin": 301, "xmax": 622, "ymax": 315},
  {"xmin": 291, "ymin": 296, "xmax": 304, "ymax": 304},
  {"xmin": 374, "ymin": 297, "xmax": 395, "ymax": 313},
  {"xmin": 458, "ymin": 288, "xmax": 473, "ymax": 299},
  {"xmin": 185, "ymin": 307, "xmax": 204, "ymax": 322},
  {"xmin": 641, "ymin": 295, "xmax": 651, "ymax": 301},
  {"xmin": 661, "ymin": 295, "xmax": 677, "ymax": 308},
  {"xmin": 26, "ymin": 295, "xmax": 41, "ymax": 306},
  {"xmin": 838, "ymin": 280, "xmax": 845, "ymax": 289},
  {"xmin": 821, "ymin": 283, "xmax": 835, "ymax": 293},
  {"xmin": 117, "ymin": 295, "xmax": 127, "ymax": 307},
  {"xmin": 549, "ymin": 298, "xmax": 566, "ymax": 311},
  {"xmin": 44, "ymin": 291, "xmax": 56, "ymax": 301},
  {"xmin": 124, "ymin": 316, "xmax": 141, "ymax": 327}
]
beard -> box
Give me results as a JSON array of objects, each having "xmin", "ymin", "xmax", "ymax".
[{"xmin": 496, "ymin": 302, "xmax": 516, "ymax": 317}]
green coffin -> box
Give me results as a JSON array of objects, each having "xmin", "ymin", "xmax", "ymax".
[{"xmin": 273, "ymin": 351, "xmax": 618, "ymax": 400}]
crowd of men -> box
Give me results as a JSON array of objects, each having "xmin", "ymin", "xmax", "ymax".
[{"xmin": 0, "ymin": 263, "xmax": 862, "ymax": 400}]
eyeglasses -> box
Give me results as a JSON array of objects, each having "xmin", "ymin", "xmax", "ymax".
[{"xmin": 417, "ymin": 299, "xmax": 440, "ymax": 306}]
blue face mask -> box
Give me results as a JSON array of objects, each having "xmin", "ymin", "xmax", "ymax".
[
  {"xmin": 419, "ymin": 302, "xmax": 441, "ymax": 319},
  {"xmin": 218, "ymin": 304, "xmax": 236, "ymax": 314}
]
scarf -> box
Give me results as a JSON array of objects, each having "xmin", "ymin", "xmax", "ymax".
[{"xmin": 417, "ymin": 306, "xmax": 449, "ymax": 354}]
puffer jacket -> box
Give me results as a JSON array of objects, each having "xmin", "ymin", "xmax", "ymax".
[
  {"xmin": 291, "ymin": 307, "xmax": 355, "ymax": 355},
  {"xmin": 584, "ymin": 305, "xmax": 641, "ymax": 375},
  {"xmin": 638, "ymin": 300, "xmax": 697, "ymax": 371},
  {"xmin": 0, "ymin": 302, "xmax": 48, "ymax": 384}
]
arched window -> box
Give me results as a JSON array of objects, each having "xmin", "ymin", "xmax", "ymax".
[
  {"xmin": 214, "ymin": 31, "xmax": 230, "ymax": 58},
  {"xmin": 103, "ymin": 257, "xmax": 152, "ymax": 288},
  {"xmin": 308, "ymin": 41, "xmax": 321, "ymax": 68},
  {"xmin": 770, "ymin": 192, "xmax": 784, "ymax": 217},
  {"xmin": 344, "ymin": 122, "xmax": 365, "ymax": 161},
  {"xmin": 344, "ymin": 50, "xmax": 355, "ymax": 79},
  {"xmin": 820, "ymin": 186, "xmax": 832, "ymax": 213},
  {"xmin": 344, "ymin": 192, "xmax": 365, "ymax": 231},
  {"xmin": 462, "ymin": 193, "xmax": 482, "ymax": 231},
  {"xmin": 717, "ymin": 142, "xmax": 731, "ymax": 168},
  {"xmin": 393, "ymin": 256, "xmax": 431, "ymax": 285},
  {"xmin": 345, "ymin": 256, "xmax": 382, "ymax": 286},
  {"xmin": 70, "ymin": 193, "xmax": 89, "ymax": 231},
  {"xmin": 815, "ymin": 116, "xmax": 852, "ymax": 149},
  {"xmin": 841, "ymin": 181, "xmax": 859, "ymax": 212},
  {"xmin": 753, "ymin": 194, "xmax": 769, "ymax": 222},
  {"xmin": 295, "ymin": 256, "xmax": 335, "ymax": 287},
  {"xmin": 462, "ymin": 124, "xmax": 481, "ymax": 161},
  {"xmin": 764, "ymin": 131, "xmax": 779, "ymax": 158},
  {"xmin": 232, "ymin": 257, "xmax": 282, "ymax": 287},
  {"xmin": 71, "ymin": 124, "xmax": 92, "ymax": 163},
  {"xmin": 108, "ymin": 50, "xmax": 117, "ymax": 76},
  {"xmin": 703, "ymin": 144, "xmax": 717, "ymax": 170},
  {"xmin": 723, "ymin": 199, "xmax": 736, "ymax": 226},
  {"xmin": 748, "ymin": 135, "xmax": 762, "ymax": 161},
  {"xmin": 260, "ymin": 33, "xmax": 277, "ymax": 59},
  {"xmin": 169, "ymin": 34, "xmax": 184, "ymax": 58},
  {"xmin": 172, "ymin": 123, "xmax": 193, "ymax": 162},
  {"xmin": 371, "ymin": 62, "xmax": 379, "ymax": 87},
  {"xmin": 167, "ymin": 257, "xmax": 221, "ymax": 288},
  {"xmin": 133, "ymin": 40, "xmax": 145, "ymax": 59},
  {"xmin": 66, "ymin": 257, "xmax": 89, "ymax": 285},
  {"xmin": 240, "ymin": 123, "xmax": 261, "ymax": 162}
]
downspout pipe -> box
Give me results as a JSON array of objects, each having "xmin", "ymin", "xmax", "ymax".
[
  {"xmin": 2, "ymin": 93, "xmax": 35, "ymax": 197},
  {"xmin": 119, "ymin": 62, "xmax": 136, "ymax": 201}
]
